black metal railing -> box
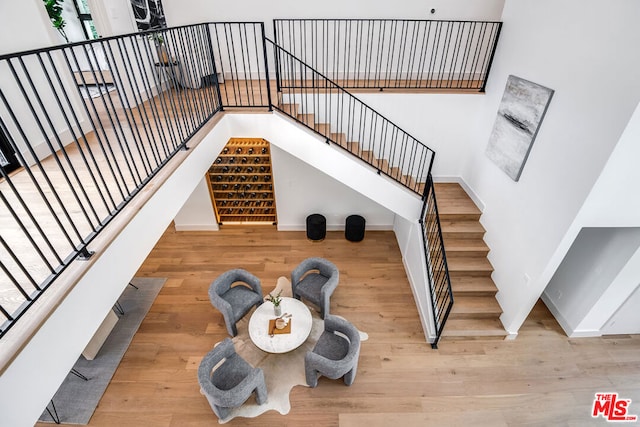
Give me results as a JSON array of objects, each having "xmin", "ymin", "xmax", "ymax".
[
  {"xmin": 269, "ymin": 39, "xmax": 434, "ymax": 196},
  {"xmin": 420, "ymin": 175, "xmax": 454, "ymax": 348},
  {"xmin": 0, "ymin": 20, "xmax": 454, "ymax": 347},
  {"xmin": 0, "ymin": 22, "xmax": 269, "ymax": 338},
  {"xmin": 274, "ymin": 18, "xmax": 502, "ymax": 91}
]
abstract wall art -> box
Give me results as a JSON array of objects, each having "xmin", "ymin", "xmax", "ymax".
[
  {"xmin": 130, "ymin": 0, "xmax": 167, "ymax": 31},
  {"xmin": 485, "ymin": 75, "xmax": 554, "ymax": 181}
]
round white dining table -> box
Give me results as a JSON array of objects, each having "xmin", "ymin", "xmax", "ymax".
[{"xmin": 248, "ymin": 297, "xmax": 313, "ymax": 353}]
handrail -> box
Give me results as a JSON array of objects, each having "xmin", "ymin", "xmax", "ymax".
[
  {"xmin": 0, "ymin": 22, "xmax": 268, "ymax": 338},
  {"xmin": 420, "ymin": 175, "xmax": 454, "ymax": 348},
  {"xmin": 274, "ymin": 18, "xmax": 502, "ymax": 91},
  {"xmin": 267, "ymin": 38, "xmax": 435, "ymax": 197},
  {"xmin": 0, "ymin": 21, "xmax": 453, "ymax": 347}
]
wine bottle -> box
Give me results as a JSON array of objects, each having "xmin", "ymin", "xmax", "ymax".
[
  {"xmin": 235, "ymin": 147, "xmax": 243, "ymax": 154},
  {"xmin": 240, "ymin": 175, "xmax": 247, "ymax": 181},
  {"xmin": 248, "ymin": 147, "xmax": 254, "ymax": 154},
  {"xmin": 241, "ymin": 157, "xmax": 248, "ymax": 163},
  {"xmin": 222, "ymin": 147, "xmax": 229, "ymax": 154}
]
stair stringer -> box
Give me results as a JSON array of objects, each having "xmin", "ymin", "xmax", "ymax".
[{"xmin": 224, "ymin": 112, "xmax": 424, "ymax": 222}]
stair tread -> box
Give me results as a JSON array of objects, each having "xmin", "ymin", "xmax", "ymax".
[
  {"xmin": 450, "ymin": 276, "xmax": 497, "ymax": 295},
  {"xmin": 451, "ymin": 296, "xmax": 501, "ymax": 313},
  {"xmin": 440, "ymin": 220, "xmax": 485, "ymax": 234},
  {"xmin": 445, "ymin": 255, "xmax": 493, "ymax": 272},
  {"xmin": 442, "ymin": 318, "xmax": 506, "ymax": 337},
  {"xmin": 443, "ymin": 237, "xmax": 489, "ymax": 252},
  {"xmin": 434, "ymin": 183, "xmax": 481, "ymax": 217}
]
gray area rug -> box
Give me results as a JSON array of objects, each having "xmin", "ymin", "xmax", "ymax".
[
  {"xmin": 212, "ymin": 277, "xmax": 368, "ymax": 424},
  {"xmin": 39, "ymin": 277, "xmax": 166, "ymax": 424}
]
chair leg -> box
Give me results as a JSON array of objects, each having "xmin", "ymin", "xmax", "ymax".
[
  {"xmin": 255, "ymin": 370, "xmax": 268, "ymax": 404},
  {"xmin": 344, "ymin": 368, "xmax": 356, "ymax": 386},
  {"xmin": 46, "ymin": 399, "xmax": 61, "ymax": 424}
]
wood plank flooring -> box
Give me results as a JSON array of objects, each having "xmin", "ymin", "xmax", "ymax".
[{"xmin": 35, "ymin": 225, "xmax": 640, "ymax": 427}]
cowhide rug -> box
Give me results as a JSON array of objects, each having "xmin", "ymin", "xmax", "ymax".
[{"xmin": 212, "ymin": 277, "xmax": 368, "ymax": 424}]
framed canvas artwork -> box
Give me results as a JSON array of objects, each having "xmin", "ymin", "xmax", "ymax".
[{"xmin": 485, "ymin": 75, "xmax": 554, "ymax": 181}]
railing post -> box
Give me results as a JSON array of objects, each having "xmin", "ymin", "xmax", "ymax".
[
  {"xmin": 480, "ymin": 22, "xmax": 502, "ymax": 93},
  {"xmin": 272, "ymin": 20, "xmax": 282, "ymax": 94},
  {"xmin": 205, "ymin": 23, "xmax": 225, "ymax": 111},
  {"xmin": 260, "ymin": 23, "xmax": 273, "ymax": 111}
]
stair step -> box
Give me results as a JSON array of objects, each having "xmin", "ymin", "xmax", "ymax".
[
  {"xmin": 445, "ymin": 255, "xmax": 493, "ymax": 274},
  {"xmin": 434, "ymin": 183, "xmax": 482, "ymax": 220},
  {"xmin": 450, "ymin": 276, "xmax": 497, "ymax": 297},
  {"xmin": 330, "ymin": 132, "xmax": 346, "ymax": 145},
  {"xmin": 315, "ymin": 123, "xmax": 331, "ymax": 136},
  {"xmin": 440, "ymin": 219, "xmax": 485, "ymax": 239},
  {"xmin": 450, "ymin": 296, "xmax": 502, "ymax": 319},
  {"xmin": 297, "ymin": 113, "xmax": 315, "ymax": 127},
  {"xmin": 441, "ymin": 318, "xmax": 507, "ymax": 339},
  {"xmin": 278, "ymin": 103, "xmax": 299, "ymax": 116},
  {"xmin": 442, "ymin": 237, "xmax": 489, "ymax": 256},
  {"xmin": 362, "ymin": 150, "xmax": 390, "ymax": 169}
]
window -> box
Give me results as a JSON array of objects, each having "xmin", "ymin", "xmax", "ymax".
[
  {"xmin": 0, "ymin": 128, "xmax": 20, "ymax": 175},
  {"xmin": 72, "ymin": 0, "xmax": 99, "ymax": 40}
]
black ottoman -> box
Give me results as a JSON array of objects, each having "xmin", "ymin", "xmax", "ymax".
[
  {"xmin": 306, "ymin": 214, "xmax": 326, "ymax": 241},
  {"xmin": 345, "ymin": 215, "xmax": 365, "ymax": 242}
]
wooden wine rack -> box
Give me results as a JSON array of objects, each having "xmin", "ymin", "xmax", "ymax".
[{"xmin": 207, "ymin": 138, "xmax": 277, "ymax": 225}]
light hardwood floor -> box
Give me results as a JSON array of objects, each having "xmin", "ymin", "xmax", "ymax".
[{"xmin": 35, "ymin": 225, "xmax": 640, "ymax": 427}]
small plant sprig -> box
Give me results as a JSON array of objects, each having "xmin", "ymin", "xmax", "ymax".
[{"xmin": 266, "ymin": 290, "xmax": 282, "ymax": 307}]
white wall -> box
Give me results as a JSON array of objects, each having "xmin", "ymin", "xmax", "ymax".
[
  {"xmin": 542, "ymin": 101, "xmax": 640, "ymax": 336},
  {"xmin": 602, "ymin": 283, "xmax": 640, "ymax": 335},
  {"xmin": 357, "ymin": 93, "xmax": 486, "ymax": 178},
  {"xmin": 172, "ymin": 135, "xmax": 398, "ymax": 231},
  {"xmin": 0, "ymin": 0, "xmax": 57, "ymax": 54},
  {"xmin": 271, "ymin": 145, "xmax": 396, "ymax": 230},
  {"xmin": 542, "ymin": 227, "xmax": 640, "ymax": 337},
  {"xmin": 0, "ymin": 118, "xmax": 233, "ymax": 427},
  {"xmin": 393, "ymin": 215, "xmax": 434, "ymax": 342},
  {"xmin": 162, "ymin": 0, "xmax": 505, "ymax": 33},
  {"xmin": 462, "ymin": 0, "xmax": 640, "ymax": 335},
  {"xmin": 224, "ymin": 113, "xmax": 424, "ymax": 221},
  {"xmin": 173, "ymin": 177, "xmax": 219, "ymax": 231}
]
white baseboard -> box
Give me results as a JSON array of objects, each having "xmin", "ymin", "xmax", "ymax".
[
  {"xmin": 174, "ymin": 224, "xmax": 219, "ymax": 231},
  {"xmin": 540, "ymin": 292, "xmax": 574, "ymax": 337},
  {"xmin": 277, "ymin": 223, "xmax": 393, "ymax": 232}
]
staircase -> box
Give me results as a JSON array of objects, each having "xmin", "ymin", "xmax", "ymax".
[
  {"xmin": 435, "ymin": 183, "xmax": 507, "ymax": 340},
  {"xmin": 278, "ymin": 102, "xmax": 426, "ymax": 195},
  {"xmin": 279, "ymin": 100, "xmax": 506, "ymax": 341}
]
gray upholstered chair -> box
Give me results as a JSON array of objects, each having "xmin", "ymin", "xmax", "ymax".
[
  {"xmin": 305, "ymin": 315, "xmax": 361, "ymax": 387},
  {"xmin": 209, "ymin": 269, "xmax": 263, "ymax": 336},
  {"xmin": 291, "ymin": 257, "xmax": 338, "ymax": 319},
  {"xmin": 198, "ymin": 338, "xmax": 267, "ymax": 419}
]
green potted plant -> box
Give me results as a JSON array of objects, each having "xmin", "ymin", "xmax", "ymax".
[
  {"xmin": 43, "ymin": 0, "xmax": 69, "ymax": 43},
  {"xmin": 265, "ymin": 290, "xmax": 282, "ymax": 316}
]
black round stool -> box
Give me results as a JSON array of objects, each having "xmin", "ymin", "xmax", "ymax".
[
  {"xmin": 306, "ymin": 214, "xmax": 326, "ymax": 241},
  {"xmin": 345, "ymin": 215, "xmax": 365, "ymax": 242}
]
